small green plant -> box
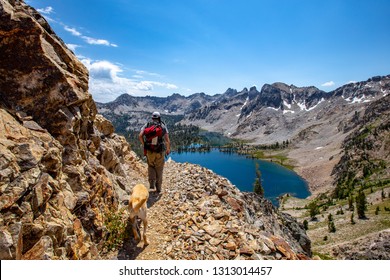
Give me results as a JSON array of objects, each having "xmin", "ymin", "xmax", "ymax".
[
  {"xmin": 303, "ymin": 219, "xmax": 309, "ymax": 230},
  {"xmin": 103, "ymin": 208, "xmax": 128, "ymax": 251},
  {"xmin": 336, "ymin": 206, "xmax": 344, "ymax": 215},
  {"xmin": 327, "ymin": 214, "xmax": 336, "ymax": 233},
  {"xmin": 350, "ymin": 213, "xmax": 356, "ymax": 225},
  {"xmin": 348, "ymin": 194, "xmax": 354, "ymax": 211}
]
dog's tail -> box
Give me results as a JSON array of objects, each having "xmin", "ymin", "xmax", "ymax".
[{"xmin": 132, "ymin": 197, "xmax": 147, "ymax": 212}]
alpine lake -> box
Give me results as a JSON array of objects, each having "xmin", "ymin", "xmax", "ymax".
[{"xmin": 170, "ymin": 148, "xmax": 310, "ymax": 206}]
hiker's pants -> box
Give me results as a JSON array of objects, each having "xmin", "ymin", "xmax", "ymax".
[{"xmin": 146, "ymin": 150, "xmax": 165, "ymax": 192}]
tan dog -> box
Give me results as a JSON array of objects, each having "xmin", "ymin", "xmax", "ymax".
[{"xmin": 128, "ymin": 184, "xmax": 149, "ymax": 246}]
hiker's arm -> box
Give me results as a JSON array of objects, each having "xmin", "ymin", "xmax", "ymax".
[
  {"xmin": 138, "ymin": 130, "xmax": 144, "ymax": 146},
  {"xmin": 164, "ymin": 133, "xmax": 171, "ymax": 155}
]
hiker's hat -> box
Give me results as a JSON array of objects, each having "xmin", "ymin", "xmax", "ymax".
[{"xmin": 152, "ymin": 111, "xmax": 161, "ymax": 119}]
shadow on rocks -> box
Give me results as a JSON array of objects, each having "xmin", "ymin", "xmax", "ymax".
[
  {"xmin": 116, "ymin": 219, "xmax": 147, "ymax": 260},
  {"xmin": 147, "ymin": 189, "xmax": 162, "ymax": 207}
]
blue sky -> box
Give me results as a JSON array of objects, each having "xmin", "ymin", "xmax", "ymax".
[{"xmin": 27, "ymin": 0, "xmax": 390, "ymax": 102}]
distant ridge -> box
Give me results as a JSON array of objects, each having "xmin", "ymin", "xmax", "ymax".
[{"xmin": 97, "ymin": 74, "xmax": 390, "ymax": 144}]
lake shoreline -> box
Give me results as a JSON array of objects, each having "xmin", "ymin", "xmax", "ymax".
[
  {"xmin": 171, "ymin": 148, "xmax": 310, "ymax": 206},
  {"xmin": 219, "ymin": 142, "xmax": 341, "ymax": 197}
]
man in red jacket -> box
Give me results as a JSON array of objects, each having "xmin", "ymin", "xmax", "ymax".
[{"xmin": 139, "ymin": 112, "xmax": 171, "ymax": 194}]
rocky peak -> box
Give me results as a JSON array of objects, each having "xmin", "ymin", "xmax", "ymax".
[
  {"xmin": 111, "ymin": 93, "xmax": 139, "ymax": 106},
  {"xmin": 223, "ymin": 88, "xmax": 239, "ymax": 98},
  {"xmin": 271, "ymin": 82, "xmax": 293, "ymax": 93},
  {"xmin": 330, "ymin": 74, "xmax": 390, "ymax": 103},
  {"xmin": 247, "ymin": 86, "xmax": 260, "ymax": 100},
  {"xmin": 167, "ymin": 93, "xmax": 184, "ymax": 101}
]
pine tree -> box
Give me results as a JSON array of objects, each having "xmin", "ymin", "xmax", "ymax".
[
  {"xmin": 351, "ymin": 213, "xmax": 356, "ymax": 225},
  {"xmin": 348, "ymin": 194, "xmax": 354, "ymax": 211},
  {"xmin": 356, "ymin": 190, "xmax": 367, "ymax": 219},
  {"xmin": 303, "ymin": 220, "xmax": 309, "ymax": 230},
  {"xmin": 308, "ymin": 201, "xmax": 320, "ymax": 220},
  {"xmin": 328, "ymin": 214, "xmax": 336, "ymax": 233},
  {"xmin": 253, "ymin": 163, "xmax": 264, "ymax": 197}
]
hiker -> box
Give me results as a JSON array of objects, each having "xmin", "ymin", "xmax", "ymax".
[{"xmin": 139, "ymin": 112, "xmax": 171, "ymax": 193}]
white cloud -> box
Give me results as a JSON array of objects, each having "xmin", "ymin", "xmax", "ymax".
[
  {"xmin": 321, "ymin": 81, "xmax": 335, "ymax": 87},
  {"xmin": 66, "ymin": 43, "xmax": 80, "ymax": 52},
  {"xmin": 37, "ymin": 6, "xmax": 54, "ymax": 15},
  {"xmin": 134, "ymin": 81, "xmax": 178, "ymax": 91},
  {"xmin": 83, "ymin": 60, "xmax": 122, "ymax": 81},
  {"xmin": 64, "ymin": 26, "xmax": 117, "ymax": 47},
  {"xmin": 64, "ymin": 26, "xmax": 82, "ymax": 36},
  {"xmin": 36, "ymin": 6, "xmax": 56, "ymax": 22},
  {"xmin": 80, "ymin": 59, "xmax": 178, "ymax": 102},
  {"xmin": 135, "ymin": 70, "xmax": 162, "ymax": 78},
  {"xmin": 35, "ymin": 6, "xmax": 116, "ymax": 47},
  {"xmin": 83, "ymin": 36, "xmax": 118, "ymax": 47}
]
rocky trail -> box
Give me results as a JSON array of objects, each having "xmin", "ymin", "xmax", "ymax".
[
  {"xmin": 105, "ymin": 160, "xmax": 311, "ymax": 260},
  {"xmin": 115, "ymin": 173, "xmax": 176, "ymax": 260},
  {"xmin": 115, "ymin": 191, "xmax": 170, "ymax": 260}
]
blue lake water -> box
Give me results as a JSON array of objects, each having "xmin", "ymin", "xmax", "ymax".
[{"xmin": 170, "ymin": 149, "xmax": 310, "ymax": 206}]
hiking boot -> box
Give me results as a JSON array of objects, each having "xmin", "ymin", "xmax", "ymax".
[{"xmin": 149, "ymin": 180, "xmax": 156, "ymax": 191}]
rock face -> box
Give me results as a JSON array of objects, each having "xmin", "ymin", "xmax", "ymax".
[{"xmin": 0, "ymin": 0, "xmax": 145, "ymax": 259}]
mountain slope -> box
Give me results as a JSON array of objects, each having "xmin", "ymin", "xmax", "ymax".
[
  {"xmin": 333, "ymin": 94, "xmax": 390, "ymax": 199},
  {"xmin": 280, "ymin": 92, "xmax": 390, "ymax": 260}
]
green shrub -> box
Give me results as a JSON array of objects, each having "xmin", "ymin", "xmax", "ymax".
[{"xmin": 103, "ymin": 208, "xmax": 128, "ymax": 251}]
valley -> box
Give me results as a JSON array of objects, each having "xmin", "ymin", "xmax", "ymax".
[
  {"xmin": 98, "ymin": 75, "xmax": 390, "ymax": 259},
  {"xmin": 97, "ymin": 74, "xmax": 390, "ymax": 195}
]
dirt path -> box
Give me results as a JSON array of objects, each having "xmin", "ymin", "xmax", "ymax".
[{"xmin": 108, "ymin": 164, "xmax": 176, "ymax": 260}]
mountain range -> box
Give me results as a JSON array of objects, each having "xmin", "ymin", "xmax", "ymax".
[
  {"xmin": 97, "ymin": 75, "xmax": 390, "ymax": 145},
  {"xmin": 97, "ymin": 75, "xmax": 390, "ymax": 195}
]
